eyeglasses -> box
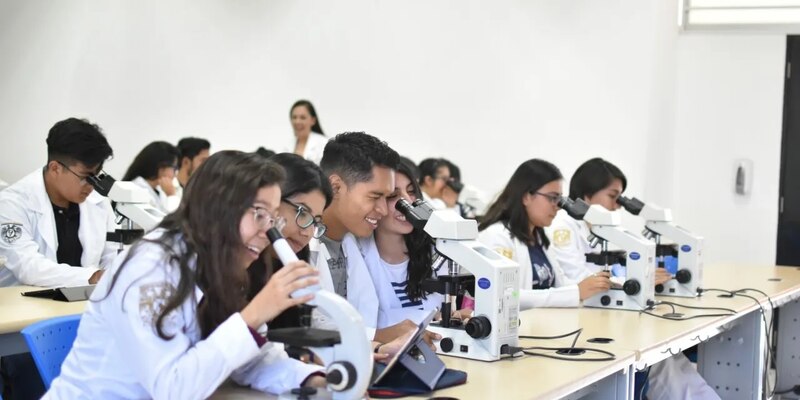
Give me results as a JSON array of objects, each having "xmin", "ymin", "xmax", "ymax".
[
  {"xmin": 282, "ymin": 199, "xmax": 327, "ymax": 239},
  {"xmin": 535, "ymin": 192, "xmax": 562, "ymax": 205},
  {"xmin": 251, "ymin": 206, "xmax": 286, "ymax": 232},
  {"xmin": 57, "ymin": 161, "xmax": 96, "ymax": 185}
]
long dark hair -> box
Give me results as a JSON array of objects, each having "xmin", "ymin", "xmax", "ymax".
[
  {"xmin": 568, "ymin": 157, "xmax": 627, "ymax": 201},
  {"xmin": 291, "ymin": 100, "xmax": 324, "ymax": 135},
  {"xmin": 384, "ymin": 156, "xmax": 434, "ymax": 302},
  {"xmin": 248, "ymin": 153, "xmax": 333, "ymax": 302},
  {"xmin": 106, "ymin": 151, "xmax": 285, "ymax": 339},
  {"xmin": 478, "ymin": 159, "xmax": 562, "ymax": 248},
  {"xmin": 122, "ymin": 141, "xmax": 180, "ymax": 181}
]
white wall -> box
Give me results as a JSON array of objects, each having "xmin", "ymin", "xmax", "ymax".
[
  {"xmin": 671, "ymin": 34, "xmax": 786, "ymax": 265},
  {"xmin": 0, "ymin": 0, "xmax": 788, "ymax": 265},
  {"xmin": 0, "ymin": 0, "xmax": 671, "ymax": 196}
]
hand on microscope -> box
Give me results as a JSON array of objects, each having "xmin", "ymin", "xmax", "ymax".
[
  {"xmin": 240, "ymin": 260, "xmax": 319, "ymax": 330},
  {"xmin": 158, "ymin": 174, "xmax": 177, "ymax": 196},
  {"xmin": 577, "ymin": 271, "xmax": 612, "ymax": 301},
  {"xmin": 654, "ymin": 268, "xmax": 673, "ymax": 286}
]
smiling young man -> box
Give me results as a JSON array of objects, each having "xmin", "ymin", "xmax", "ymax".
[
  {"xmin": 311, "ymin": 132, "xmax": 426, "ymax": 344},
  {"xmin": 0, "ymin": 118, "xmax": 117, "ymax": 288}
]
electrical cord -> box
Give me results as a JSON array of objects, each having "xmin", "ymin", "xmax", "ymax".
[
  {"xmin": 639, "ymin": 300, "xmax": 736, "ymax": 321},
  {"xmin": 512, "ymin": 328, "xmax": 616, "ymax": 362},
  {"xmin": 700, "ymin": 287, "xmax": 778, "ymax": 400}
]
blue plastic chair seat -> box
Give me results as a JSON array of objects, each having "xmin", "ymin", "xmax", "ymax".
[{"xmin": 20, "ymin": 314, "xmax": 82, "ymax": 389}]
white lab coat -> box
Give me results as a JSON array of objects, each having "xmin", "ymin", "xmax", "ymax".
[
  {"xmin": 130, "ymin": 176, "xmax": 179, "ymax": 214},
  {"xmin": 546, "ymin": 209, "xmax": 602, "ymax": 282},
  {"xmin": 45, "ymin": 230, "xmax": 322, "ymax": 399},
  {"xmin": 0, "ymin": 170, "xmax": 118, "ymax": 288},
  {"xmin": 282, "ymin": 133, "xmax": 328, "ymax": 165},
  {"xmin": 357, "ymin": 235, "xmax": 443, "ymax": 328},
  {"xmin": 308, "ymin": 234, "xmax": 379, "ymax": 339},
  {"xmin": 421, "ymin": 192, "xmax": 449, "ymax": 211},
  {"xmin": 166, "ymin": 177, "xmax": 183, "ymax": 212},
  {"xmin": 477, "ymin": 222, "xmax": 580, "ymax": 309}
]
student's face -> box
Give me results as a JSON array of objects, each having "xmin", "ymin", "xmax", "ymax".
[
  {"xmin": 423, "ymin": 165, "xmax": 450, "ymax": 198},
  {"xmin": 277, "ymin": 190, "xmax": 326, "ymax": 253},
  {"xmin": 52, "ymin": 160, "xmax": 100, "ymax": 204},
  {"xmin": 240, "ymin": 185, "xmax": 282, "ymax": 268},
  {"xmin": 585, "ymin": 178, "xmax": 623, "ymax": 211},
  {"xmin": 291, "ymin": 105, "xmax": 316, "ymax": 139},
  {"xmin": 378, "ymin": 172, "xmax": 417, "ymax": 236},
  {"xmin": 523, "ymin": 180, "xmax": 563, "ymax": 228},
  {"xmin": 158, "ymin": 165, "xmax": 177, "ymax": 181},
  {"xmin": 183, "ymin": 149, "xmax": 210, "ymax": 176},
  {"xmin": 332, "ymin": 166, "xmax": 394, "ymax": 238}
]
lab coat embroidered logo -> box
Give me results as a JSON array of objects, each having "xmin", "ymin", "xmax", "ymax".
[
  {"xmin": 1, "ymin": 223, "xmax": 22, "ymax": 244},
  {"xmin": 552, "ymin": 229, "xmax": 571, "ymax": 248}
]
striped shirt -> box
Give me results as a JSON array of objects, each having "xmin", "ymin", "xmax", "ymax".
[{"xmin": 380, "ymin": 258, "xmax": 424, "ymax": 309}]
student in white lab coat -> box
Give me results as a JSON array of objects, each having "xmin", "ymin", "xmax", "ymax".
[
  {"xmin": 45, "ymin": 151, "xmax": 327, "ymax": 399},
  {"xmin": 287, "ymin": 100, "xmax": 328, "ymax": 165},
  {"xmin": 122, "ymin": 141, "xmax": 181, "ymax": 214},
  {"xmin": 547, "ymin": 158, "xmax": 672, "ymax": 285},
  {"xmin": 247, "ymin": 153, "xmax": 332, "ymax": 330},
  {"xmin": 475, "ymin": 159, "xmax": 612, "ymax": 309},
  {"xmin": 168, "ymin": 137, "xmax": 211, "ymax": 212},
  {"xmin": 417, "ymin": 158, "xmax": 451, "ymax": 210},
  {"xmin": 312, "ymin": 132, "xmax": 440, "ymax": 346},
  {"xmin": 0, "ymin": 117, "xmax": 116, "ymax": 288},
  {"xmin": 247, "ymin": 153, "xmax": 410, "ymax": 359},
  {"xmin": 546, "ymin": 157, "xmax": 718, "ymax": 400},
  {"xmin": 359, "ymin": 157, "xmax": 471, "ymax": 328}
]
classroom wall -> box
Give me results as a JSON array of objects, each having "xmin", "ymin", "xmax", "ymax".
[
  {"xmin": 670, "ymin": 34, "xmax": 786, "ymax": 265},
  {"xmin": 0, "ymin": 1, "xmax": 788, "ymax": 265}
]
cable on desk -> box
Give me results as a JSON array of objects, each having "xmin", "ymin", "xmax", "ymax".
[
  {"xmin": 656, "ymin": 300, "xmax": 738, "ymax": 314},
  {"xmin": 638, "ymin": 300, "xmax": 736, "ymax": 321},
  {"xmin": 515, "ymin": 327, "xmax": 616, "ymax": 362},
  {"xmin": 519, "ymin": 328, "xmax": 583, "ymax": 341},
  {"xmin": 520, "ymin": 346, "xmax": 616, "ymax": 362},
  {"xmin": 701, "ymin": 286, "xmax": 778, "ymax": 399}
]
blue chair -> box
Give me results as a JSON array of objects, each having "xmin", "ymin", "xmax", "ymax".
[{"xmin": 20, "ymin": 314, "xmax": 81, "ymax": 389}]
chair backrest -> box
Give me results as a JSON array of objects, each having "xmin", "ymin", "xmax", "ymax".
[{"xmin": 20, "ymin": 314, "xmax": 82, "ymax": 389}]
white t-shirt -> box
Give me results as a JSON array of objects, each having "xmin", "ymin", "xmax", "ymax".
[{"xmin": 380, "ymin": 258, "xmax": 425, "ymax": 309}]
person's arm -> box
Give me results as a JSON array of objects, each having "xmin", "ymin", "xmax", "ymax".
[
  {"xmin": 0, "ymin": 197, "xmax": 97, "ymax": 287},
  {"xmin": 108, "ymin": 253, "xmax": 264, "ymax": 399}
]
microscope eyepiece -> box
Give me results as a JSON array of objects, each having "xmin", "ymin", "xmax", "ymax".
[
  {"xmin": 395, "ymin": 198, "xmax": 416, "ymax": 215},
  {"xmin": 557, "ymin": 197, "xmax": 590, "ymax": 220},
  {"xmin": 616, "ymin": 196, "xmax": 645, "ymax": 215},
  {"xmin": 88, "ymin": 171, "xmax": 116, "ymax": 197}
]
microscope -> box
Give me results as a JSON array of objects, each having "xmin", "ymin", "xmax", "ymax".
[
  {"xmin": 266, "ymin": 228, "xmax": 373, "ymax": 400},
  {"xmin": 395, "ymin": 198, "xmax": 520, "ymax": 362},
  {"xmin": 616, "ymin": 196, "xmax": 703, "ymax": 298},
  {"xmin": 557, "ymin": 197, "xmax": 656, "ymax": 311},
  {"xmin": 89, "ymin": 172, "xmax": 166, "ymax": 248}
]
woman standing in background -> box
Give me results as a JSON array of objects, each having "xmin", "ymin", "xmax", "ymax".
[{"xmin": 289, "ymin": 100, "xmax": 328, "ymax": 165}]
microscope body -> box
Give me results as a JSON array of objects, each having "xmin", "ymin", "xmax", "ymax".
[
  {"xmin": 559, "ymin": 198, "xmax": 656, "ymax": 311},
  {"xmin": 399, "ymin": 201, "xmax": 521, "ymax": 362},
  {"xmin": 620, "ymin": 196, "xmax": 704, "ymax": 298},
  {"xmin": 89, "ymin": 173, "xmax": 166, "ymax": 245},
  {"xmin": 267, "ymin": 229, "xmax": 373, "ymax": 400}
]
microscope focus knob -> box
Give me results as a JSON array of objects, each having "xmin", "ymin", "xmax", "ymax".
[
  {"xmin": 623, "ymin": 280, "xmax": 641, "ymax": 296},
  {"xmin": 440, "ymin": 338, "xmax": 454, "ymax": 353},
  {"xmin": 676, "ymin": 269, "xmax": 692, "ymax": 284},
  {"xmin": 326, "ymin": 361, "xmax": 357, "ymax": 391},
  {"xmin": 465, "ymin": 316, "xmax": 492, "ymax": 339},
  {"xmin": 655, "ymin": 284, "xmax": 664, "ymax": 293}
]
